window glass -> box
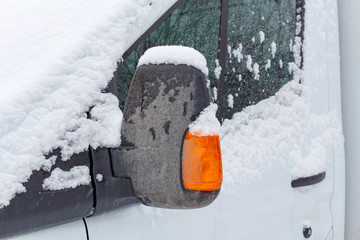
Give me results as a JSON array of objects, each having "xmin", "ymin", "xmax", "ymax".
[
  {"xmin": 117, "ymin": 0, "xmax": 221, "ymax": 110},
  {"xmin": 223, "ymin": 0, "xmax": 297, "ymax": 119}
]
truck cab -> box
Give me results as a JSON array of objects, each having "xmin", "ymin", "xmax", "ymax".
[{"xmin": 1, "ymin": 0, "xmax": 356, "ymax": 239}]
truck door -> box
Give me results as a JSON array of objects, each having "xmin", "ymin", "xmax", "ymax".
[{"xmin": 86, "ymin": 0, "xmax": 342, "ymax": 239}]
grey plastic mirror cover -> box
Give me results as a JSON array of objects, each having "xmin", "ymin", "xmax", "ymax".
[{"xmin": 111, "ymin": 64, "xmax": 219, "ymax": 209}]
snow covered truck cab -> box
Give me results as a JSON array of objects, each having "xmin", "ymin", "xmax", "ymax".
[{"xmin": 0, "ymin": 0, "xmax": 347, "ymax": 239}]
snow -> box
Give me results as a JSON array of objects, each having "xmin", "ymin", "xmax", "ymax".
[
  {"xmin": 253, "ymin": 63, "xmax": 260, "ymax": 80},
  {"xmin": 227, "ymin": 94, "xmax": 234, "ymax": 109},
  {"xmin": 212, "ymin": 87, "xmax": 218, "ymax": 101},
  {"xmin": 259, "ymin": 31, "xmax": 265, "ymax": 43},
  {"xmin": 232, "ymin": 44, "xmax": 243, "ymax": 63},
  {"xmin": 96, "ymin": 173, "xmax": 104, "ymax": 183},
  {"xmin": 137, "ymin": 45, "xmax": 209, "ymax": 76},
  {"xmin": 0, "ymin": 0, "xmax": 176, "ymax": 208},
  {"xmin": 42, "ymin": 166, "xmax": 91, "ymax": 191},
  {"xmin": 214, "ymin": 59, "xmax": 222, "ymax": 79},
  {"xmin": 220, "ymin": 81, "xmax": 342, "ymax": 184},
  {"xmin": 265, "ymin": 59, "xmax": 271, "ymax": 71},
  {"xmin": 279, "ymin": 59, "xmax": 283, "ymax": 69},
  {"xmin": 188, "ymin": 103, "xmax": 220, "ymax": 137},
  {"xmin": 271, "ymin": 41, "xmax": 277, "ymax": 58},
  {"xmin": 246, "ymin": 55, "xmax": 253, "ymax": 72}
]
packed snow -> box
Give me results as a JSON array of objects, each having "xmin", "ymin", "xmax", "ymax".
[
  {"xmin": 137, "ymin": 45, "xmax": 209, "ymax": 76},
  {"xmin": 42, "ymin": 166, "xmax": 91, "ymax": 191},
  {"xmin": 188, "ymin": 103, "xmax": 220, "ymax": 137},
  {"xmin": 0, "ymin": 0, "xmax": 176, "ymax": 208}
]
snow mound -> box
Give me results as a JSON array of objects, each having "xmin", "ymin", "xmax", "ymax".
[
  {"xmin": 220, "ymin": 80, "xmax": 343, "ymax": 185},
  {"xmin": 138, "ymin": 46, "xmax": 209, "ymax": 76}
]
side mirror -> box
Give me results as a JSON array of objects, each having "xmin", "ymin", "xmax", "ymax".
[{"xmin": 111, "ymin": 46, "xmax": 222, "ymax": 209}]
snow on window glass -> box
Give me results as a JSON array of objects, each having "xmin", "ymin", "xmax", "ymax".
[
  {"xmin": 224, "ymin": 0, "xmax": 298, "ymax": 119},
  {"xmin": 116, "ymin": 0, "xmax": 221, "ymax": 110},
  {"xmin": 221, "ymin": 81, "xmax": 343, "ymax": 184}
]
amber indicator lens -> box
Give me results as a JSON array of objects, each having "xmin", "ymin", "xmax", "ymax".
[{"xmin": 182, "ymin": 131, "xmax": 223, "ymax": 191}]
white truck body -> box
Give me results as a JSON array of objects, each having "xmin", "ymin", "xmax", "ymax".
[{"xmin": 1, "ymin": 0, "xmax": 360, "ymax": 239}]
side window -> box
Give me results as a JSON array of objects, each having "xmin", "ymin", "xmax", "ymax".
[
  {"xmin": 117, "ymin": 0, "xmax": 221, "ymax": 110},
  {"xmin": 223, "ymin": 0, "xmax": 298, "ymax": 119}
]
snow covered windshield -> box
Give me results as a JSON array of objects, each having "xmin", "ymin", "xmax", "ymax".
[{"xmin": 0, "ymin": 0, "xmax": 176, "ymax": 208}]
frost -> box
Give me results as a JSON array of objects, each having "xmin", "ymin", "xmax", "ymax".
[
  {"xmin": 265, "ymin": 59, "xmax": 271, "ymax": 71},
  {"xmin": 138, "ymin": 45, "xmax": 208, "ymax": 76},
  {"xmin": 42, "ymin": 166, "xmax": 91, "ymax": 191},
  {"xmin": 189, "ymin": 103, "xmax": 220, "ymax": 137},
  {"xmin": 228, "ymin": 94, "xmax": 234, "ymax": 109},
  {"xmin": 246, "ymin": 55, "xmax": 253, "ymax": 72},
  {"xmin": 271, "ymin": 41, "xmax": 277, "ymax": 58},
  {"xmin": 253, "ymin": 63, "xmax": 260, "ymax": 80},
  {"xmin": 214, "ymin": 59, "xmax": 222, "ymax": 79},
  {"xmin": 259, "ymin": 31, "xmax": 265, "ymax": 43}
]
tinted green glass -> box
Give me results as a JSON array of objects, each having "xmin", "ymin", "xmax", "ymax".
[
  {"xmin": 223, "ymin": 0, "xmax": 297, "ymax": 119},
  {"xmin": 117, "ymin": 0, "xmax": 221, "ymax": 110}
]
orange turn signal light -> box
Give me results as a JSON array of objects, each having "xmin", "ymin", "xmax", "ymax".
[{"xmin": 182, "ymin": 131, "xmax": 223, "ymax": 191}]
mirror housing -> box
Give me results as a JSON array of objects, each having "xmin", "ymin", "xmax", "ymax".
[{"xmin": 111, "ymin": 50, "xmax": 221, "ymax": 208}]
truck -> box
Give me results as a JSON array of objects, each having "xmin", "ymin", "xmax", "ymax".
[{"xmin": 0, "ymin": 0, "xmax": 358, "ymax": 239}]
